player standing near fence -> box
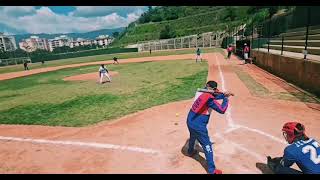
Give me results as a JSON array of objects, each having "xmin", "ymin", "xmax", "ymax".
[
  {"xmin": 196, "ymin": 48, "xmax": 202, "ymax": 62},
  {"xmin": 243, "ymin": 43, "xmax": 250, "ymax": 64},
  {"xmin": 23, "ymin": 61, "xmax": 29, "ymax": 70},
  {"xmin": 227, "ymin": 44, "xmax": 233, "ymax": 59}
]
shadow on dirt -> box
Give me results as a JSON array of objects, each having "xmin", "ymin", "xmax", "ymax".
[
  {"xmin": 181, "ymin": 139, "xmax": 208, "ymax": 173},
  {"xmin": 256, "ymin": 162, "xmax": 274, "ymax": 174}
]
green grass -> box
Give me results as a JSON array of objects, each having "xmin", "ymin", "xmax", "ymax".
[
  {"xmin": 0, "ymin": 47, "xmax": 219, "ymax": 74},
  {"xmin": 0, "ymin": 59, "xmax": 208, "ymax": 127},
  {"xmin": 232, "ymin": 66, "xmax": 270, "ymax": 97},
  {"xmin": 232, "ymin": 64, "xmax": 319, "ymax": 103}
]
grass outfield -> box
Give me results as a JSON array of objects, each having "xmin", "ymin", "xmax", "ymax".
[
  {"xmin": 0, "ymin": 59, "xmax": 208, "ymax": 127},
  {"xmin": 0, "ymin": 48, "xmax": 221, "ymax": 74}
]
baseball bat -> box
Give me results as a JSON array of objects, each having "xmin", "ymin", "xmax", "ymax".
[{"xmin": 197, "ymin": 88, "xmax": 234, "ymax": 96}]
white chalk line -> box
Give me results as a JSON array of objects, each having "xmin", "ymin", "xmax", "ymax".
[
  {"xmin": 0, "ymin": 136, "xmax": 161, "ymax": 155},
  {"xmin": 213, "ymin": 52, "xmax": 288, "ymax": 171},
  {"xmin": 215, "ymin": 53, "xmax": 235, "ymax": 128},
  {"xmin": 215, "ymin": 52, "xmax": 287, "ymax": 144},
  {"xmin": 214, "ymin": 53, "xmax": 286, "ymax": 143},
  {"xmin": 215, "ymin": 133, "xmax": 265, "ymax": 162},
  {"xmin": 237, "ymin": 125, "xmax": 286, "ymax": 144},
  {"xmin": 211, "ymin": 132, "xmax": 264, "ymax": 174},
  {"xmin": 223, "ymin": 125, "xmax": 241, "ymax": 133}
]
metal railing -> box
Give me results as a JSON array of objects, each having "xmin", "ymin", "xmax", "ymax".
[
  {"xmin": 0, "ymin": 57, "xmax": 31, "ymax": 66},
  {"xmin": 135, "ymin": 24, "xmax": 246, "ymax": 52},
  {"xmin": 226, "ymin": 6, "xmax": 320, "ymax": 60}
]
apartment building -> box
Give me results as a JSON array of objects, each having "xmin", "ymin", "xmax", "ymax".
[
  {"xmin": 19, "ymin": 36, "xmax": 50, "ymax": 52},
  {"xmin": 69, "ymin": 38, "xmax": 93, "ymax": 48},
  {"xmin": 94, "ymin": 35, "xmax": 113, "ymax": 47},
  {"xmin": 48, "ymin": 35, "xmax": 72, "ymax": 52},
  {"xmin": 0, "ymin": 33, "xmax": 17, "ymax": 52}
]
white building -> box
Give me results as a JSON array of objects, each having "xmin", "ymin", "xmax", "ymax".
[
  {"xmin": 69, "ymin": 38, "xmax": 93, "ymax": 48},
  {"xmin": 48, "ymin": 35, "xmax": 72, "ymax": 52},
  {"xmin": 0, "ymin": 33, "xmax": 17, "ymax": 52},
  {"xmin": 94, "ymin": 35, "xmax": 113, "ymax": 47},
  {"xmin": 19, "ymin": 36, "xmax": 49, "ymax": 52},
  {"xmin": 68, "ymin": 35, "xmax": 114, "ymax": 49}
]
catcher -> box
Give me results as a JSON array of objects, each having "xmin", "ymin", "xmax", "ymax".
[
  {"xmin": 267, "ymin": 122, "xmax": 320, "ymax": 174},
  {"xmin": 186, "ymin": 81, "xmax": 234, "ymax": 174}
]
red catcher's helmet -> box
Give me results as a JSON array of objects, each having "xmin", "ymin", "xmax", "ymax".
[{"xmin": 282, "ymin": 122, "xmax": 307, "ymax": 144}]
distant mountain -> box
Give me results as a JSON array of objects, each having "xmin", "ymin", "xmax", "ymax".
[{"xmin": 13, "ymin": 27, "xmax": 125, "ymax": 46}]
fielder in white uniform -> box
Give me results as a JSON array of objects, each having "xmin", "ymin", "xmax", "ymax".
[{"xmin": 99, "ymin": 64, "xmax": 112, "ymax": 84}]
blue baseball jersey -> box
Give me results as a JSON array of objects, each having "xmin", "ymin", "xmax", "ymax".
[{"xmin": 281, "ymin": 138, "xmax": 320, "ymax": 174}]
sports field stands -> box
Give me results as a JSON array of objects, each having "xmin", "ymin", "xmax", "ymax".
[{"xmin": 257, "ymin": 25, "xmax": 320, "ymax": 61}]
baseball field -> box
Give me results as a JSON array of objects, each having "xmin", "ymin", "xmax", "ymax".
[{"xmin": 0, "ymin": 48, "xmax": 319, "ymax": 173}]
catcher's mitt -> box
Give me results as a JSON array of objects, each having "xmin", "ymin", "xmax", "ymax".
[{"xmin": 267, "ymin": 156, "xmax": 283, "ymax": 172}]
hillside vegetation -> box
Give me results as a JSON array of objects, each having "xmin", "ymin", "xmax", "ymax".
[{"xmin": 112, "ymin": 6, "xmax": 294, "ymax": 47}]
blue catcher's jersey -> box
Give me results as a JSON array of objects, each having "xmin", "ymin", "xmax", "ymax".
[{"xmin": 282, "ymin": 138, "xmax": 320, "ymax": 174}]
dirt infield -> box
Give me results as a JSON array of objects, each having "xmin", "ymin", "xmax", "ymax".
[
  {"xmin": 0, "ymin": 52, "xmax": 319, "ymax": 174},
  {"xmin": 63, "ymin": 71, "xmax": 119, "ymax": 82}
]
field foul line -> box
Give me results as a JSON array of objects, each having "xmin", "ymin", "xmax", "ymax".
[
  {"xmin": 0, "ymin": 136, "xmax": 161, "ymax": 155},
  {"xmin": 215, "ymin": 133, "xmax": 266, "ymax": 162},
  {"xmin": 215, "ymin": 53, "xmax": 235, "ymax": 128},
  {"xmin": 213, "ymin": 52, "xmax": 287, "ymax": 166},
  {"xmin": 237, "ymin": 125, "xmax": 286, "ymax": 144},
  {"xmin": 214, "ymin": 53, "xmax": 287, "ymax": 144}
]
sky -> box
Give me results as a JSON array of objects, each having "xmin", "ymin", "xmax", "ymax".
[{"xmin": 0, "ymin": 6, "xmax": 148, "ymax": 35}]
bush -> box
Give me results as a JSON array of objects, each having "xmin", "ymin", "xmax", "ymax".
[
  {"xmin": 30, "ymin": 48, "xmax": 138, "ymax": 62},
  {"xmin": 160, "ymin": 25, "xmax": 176, "ymax": 39}
]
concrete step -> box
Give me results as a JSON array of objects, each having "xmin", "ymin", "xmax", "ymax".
[
  {"xmin": 271, "ymin": 34, "xmax": 320, "ymax": 40},
  {"xmin": 255, "ymin": 48, "xmax": 320, "ymax": 61},
  {"xmin": 286, "ymin": 25, "xmax": 320, "ymax": 33},
  {"xmin": 280, "ymin": 29, "xmax": 320, "ymax": 37},
  {"xmin": 269, "ymin": 40, "xmax": 320, "ymax": 47},
  {"xmin": 262, "ymin": 44, "xmax": 320, "ymax": 55}
]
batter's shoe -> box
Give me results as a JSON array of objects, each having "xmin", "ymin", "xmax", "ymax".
[
  {"xmin": 187, "ymin": 150, "xmax": 198, "ymax": 157},
  {"xmin": 212, "ymin": 169, "xmax": 222, "ymax": 174}
]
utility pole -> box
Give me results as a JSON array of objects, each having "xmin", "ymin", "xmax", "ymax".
[{"xmin": 304, "ymin": 7, "xmax": 311, "ymax": 60}]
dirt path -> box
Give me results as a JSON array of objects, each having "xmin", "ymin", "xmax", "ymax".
[
  {"xmin": 0, "ymin": 54, "xmax": 195, "ymax": 81},
  {"xmin": 0, "ymin": 53, "xmax": 319, "ymax": 174}
]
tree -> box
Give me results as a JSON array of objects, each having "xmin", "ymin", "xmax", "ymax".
[
  {"xmin": 267, "ymin": 6, "xmax": 279, "ymax": 18},
  {"xmin": 112, "ymin": 32, "xmax": 120, "ymax": 38},
  {"xmin": 52, "ymin": 46, "xmax": 71, "ymax": 54},
  {"xmin": 166, "ymin": 11, "xmax": 179, "ymax": 20},
  {"xmin": 224, "ymin": 7, "xmax": 236, "ymax": 21},
  {"xmin": 252, "ymin": 8, "xmax": 270, "ymax": 24},
  {"xmin": 159, "ymin": 25, "xmax": 176, "ymax": 39}
]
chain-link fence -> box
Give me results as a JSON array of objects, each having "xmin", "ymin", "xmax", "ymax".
[
  {"xmin": 138, "ymin": 33, "xmax": 221, "ymax": 52},
  {"xmin": 0, "ymin": 57, "xmax": 31, "ymax": 67},
  {"xmin": 136, "ymin": 24, "xmax": 246, "ymax": 52},
  {"xmin": 226, "ymin": 7, "xmax": 320, "ymax": 61}
]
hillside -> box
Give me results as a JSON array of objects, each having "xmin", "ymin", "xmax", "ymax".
[
  {"xmin": 112, "ymin": 6, "xmax": 293, "ymax": 47},
  {"xmin": 14, "ymin": 27, "xmax": 125, "ymax": 46}
]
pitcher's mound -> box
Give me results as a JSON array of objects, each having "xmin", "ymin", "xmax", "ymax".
[{"xmin": 63, "ymin": 71, "xmax": 119, "ymax": 82}]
